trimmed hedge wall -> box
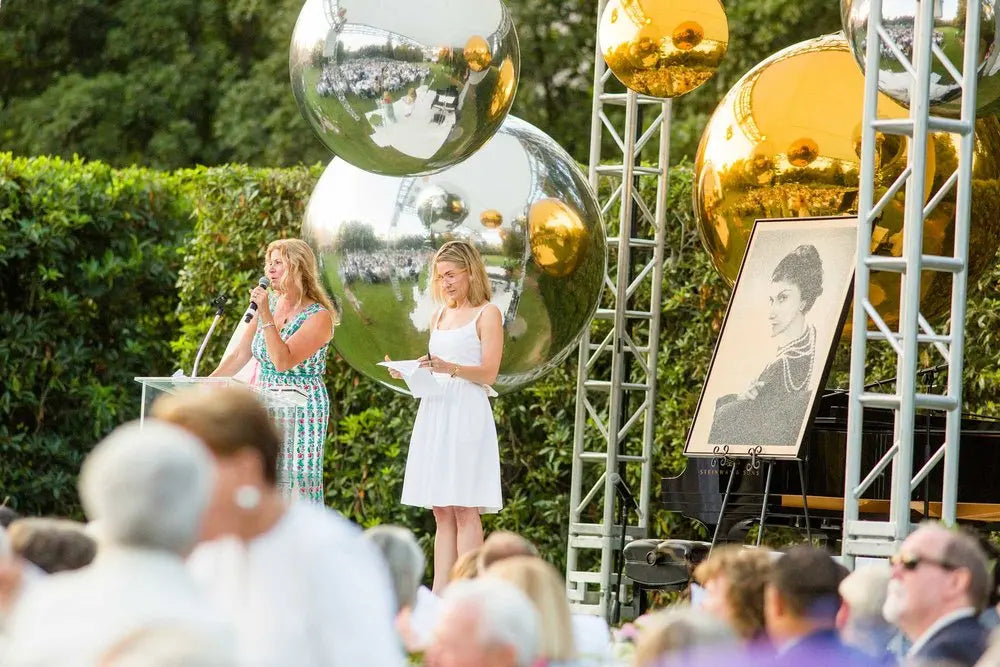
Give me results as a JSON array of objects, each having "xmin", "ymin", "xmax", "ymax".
[
  {"xmin": 1, "ymin": 154, "xmax": 192, "ymax": 514},
  {"xmin": 5, "ymin": 152, "xmax": 1000, "ymax": 567}
]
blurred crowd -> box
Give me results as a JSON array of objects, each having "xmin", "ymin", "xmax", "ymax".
[
  {"xmin": 2, "ymin": 385, "xmax": 1000, "ymax": 666},
  {"xmin": 317, "ymin": 58, "xmax": 429, "ymax": 100},
  {"xmin": 340, "ymin": 249, "xmax": 428, "ymax": 285}
]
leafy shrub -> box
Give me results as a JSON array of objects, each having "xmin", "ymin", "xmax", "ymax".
[{"xmin": 0, "ymin": 153, "xmax": 192, "ymax": 515}]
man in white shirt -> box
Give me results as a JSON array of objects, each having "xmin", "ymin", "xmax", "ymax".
[{"xmin": 882, "ymin": 522, "xmax": 991, "ymax": 666}]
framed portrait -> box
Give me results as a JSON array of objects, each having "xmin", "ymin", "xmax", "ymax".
[{"xmin": 684, "ymin": 216, "xmax": 859, "ymax": 460}]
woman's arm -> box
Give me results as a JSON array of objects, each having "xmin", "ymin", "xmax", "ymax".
[
  {"xmin": 209, "ymin": 316, "xmax": 257, "ymax": 377},
  {"xmin": 259, "ymin": 309, "xmax": 335, "ymax": 372},
  {"xmin": 423, "ymin": 304, "xmax": 502, "ymax": 385}
]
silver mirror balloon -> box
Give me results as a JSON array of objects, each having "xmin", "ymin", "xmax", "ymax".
[
  {"xmin": 842, "ymin": 0, "xmax": 1000, "ymax": 116},
  {"xmin": 302, "ymin": 116, "xmax": 606, "ymax": 394},
  {"xmin": 290, "ymin": 0, "xmax": 520, "ymax": 176}
]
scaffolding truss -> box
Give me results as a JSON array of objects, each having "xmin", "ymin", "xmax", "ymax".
[
  {"xmin": 843, "ymin": 1, "xmax": 980, "ymax": 562},
  {"xmin": 565, "ymin": 0, "xmax": 671, "ymax": 618}
]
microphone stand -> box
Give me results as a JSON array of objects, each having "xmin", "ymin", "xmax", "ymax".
[{"xmin": 192, "ymin": 294, "xmax": 229, "ymax": 378}]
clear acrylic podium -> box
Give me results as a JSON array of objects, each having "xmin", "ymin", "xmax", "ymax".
[{"xmin": 133, "ymin": 376, "xmax": 308, "ymax": 427}]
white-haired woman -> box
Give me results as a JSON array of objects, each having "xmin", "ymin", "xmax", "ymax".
[
  {"xmin": 212, "ymin": 238, "xmax": 338, "ymax": 504},
  {"xmin": 389, "ymin": 240, "xmax": 503, "ymax": 592}
]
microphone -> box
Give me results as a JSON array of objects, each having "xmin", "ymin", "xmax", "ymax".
[{"xmin": 243, "ymin": 276, "xmax": 271, "ymax": 323}]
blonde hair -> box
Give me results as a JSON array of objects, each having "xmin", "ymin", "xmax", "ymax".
[
  {"xmin": 265, "ymin": 238, "xmax": 340, "ymax": 324},
  {"xmin": 693, "ymin": 545, "xmax": 773, "ymax": 640},
  {"xmin": 430, "ymin": 240, "xmax": 491, "ymax": 307},
  {"xmin": 633, "ymin": 606, "xmax": 736, "ymax": 667},
  {"xmin": 449, "ymin": 547, "xmax": 481, "ymax": 583},
  {"xmin": 487, "ymin": 556, "xmax": 576, "ymax": 662},
  {"xmin": 153, "ymin": 386, "xmax": 282, "ymax": 485}
]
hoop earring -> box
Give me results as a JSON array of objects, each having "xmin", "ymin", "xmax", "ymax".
[{"xmin": 234, "ymin": 485, "xmax": 261, "ymax": 510}]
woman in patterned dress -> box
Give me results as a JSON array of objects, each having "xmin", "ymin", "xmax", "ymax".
[{"xmin": 211, "ymin": 238, "xmax": 337, "ymax": 503}]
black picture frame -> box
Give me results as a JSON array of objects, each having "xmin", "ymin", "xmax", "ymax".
[{"xmin": 683, "ymin": 215, "xmax": 859, "ymax": 460}]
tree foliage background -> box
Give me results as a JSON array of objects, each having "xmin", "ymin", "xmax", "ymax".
[{"xmin": 0, "ymin": 0, "xmax": 842, "ymax": 168}]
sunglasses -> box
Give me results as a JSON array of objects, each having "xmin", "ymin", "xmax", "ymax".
[{"xmin": 889, "ymin": 551, "xmax": 958, "ymax": 572}]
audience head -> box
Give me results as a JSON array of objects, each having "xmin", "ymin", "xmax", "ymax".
[
  {"xmin": 633, "ymin": 606, "xmax": 737, "ymax": 667},
  {"xmin": 79, "ymin": 420, "xmax": 211, "ymax": 556},
  {"xmin": 836, "ymin": 564, "xmax": 894, "ymax": 657},
  {"xmin": 427, "ymin": 578, "xmax": 540, "ymax": 667},
  {"xmin": 487, "ymin": 556, "xmax": 575, "ymax": 662},
  {"xmin": 693, "ymin": 545, "xmax": 773, "ymax": 640},
  {"xmin": 883, "ymin": 522, "xmax": 991, "ymax": 641},
  {"xmin": 449, "ymin": 548, "xmax": 481, "ymax": 583},
  {"xmin": 6, "ymin": 518, "xmax": 96, "ymax": 573},
  {"xmin": 153, "ymin": 386, "xmax": 283, "ymax": 540},
  {"xmin": 364, "ymin": 524, "xmax": 425, "ymax": 612},
  {"xmin": 478, "ymin": 531, "xmax": 538, "ymax": 572},
  {"xmin": 764, "ymin": 545, "xmax": 846, "ymax": 643},
  {"xmin": 0, "ymin": 505, "xmax": 19, "ymax": 529}
]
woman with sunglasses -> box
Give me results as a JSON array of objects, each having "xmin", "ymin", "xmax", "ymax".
[{"xmin": 389, "ymin": 240, "xmax": 503, "ymax": 593}]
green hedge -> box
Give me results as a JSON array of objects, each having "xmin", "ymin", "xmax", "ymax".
[
  {"xmin": 6, "ymin": 152, "xmax": 1000, "ymax": 567},
  {"xmin": 0, "ymin": 154, "xmax": 192, "ymax": 514}
]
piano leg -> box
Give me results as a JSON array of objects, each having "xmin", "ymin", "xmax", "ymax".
[
  {"xmin": 756, "ymin": 461, "xmax": 774, "ymax": 547},
  {"xmin": 798, "ymin": 459, "xmax": 812, "ymax": 543}
]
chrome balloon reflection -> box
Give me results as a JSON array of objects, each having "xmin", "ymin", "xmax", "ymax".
[
  {"xmin": 842, "ymin": 0, "xmax": 1000, "ymax": 116},
  {"xmin": 290, "ymin": 0, "xmax": 520, "ymax": 176},
  {"xmin": 302, "ymin": 116, "xmax": 606, "ymax": 394}
]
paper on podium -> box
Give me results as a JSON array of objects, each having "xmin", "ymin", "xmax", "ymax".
[{"xmin": 377, "ymin": 360, "xmax": 444, "ymax": 398}]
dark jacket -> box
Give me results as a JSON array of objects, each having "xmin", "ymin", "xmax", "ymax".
[
  {"xmin": 772, "ymin": 629, "xmax": 881, "ymax": 667},
  {"xmin": 912, "ymin": 615, "xmax": 989, "ymax": 666}
]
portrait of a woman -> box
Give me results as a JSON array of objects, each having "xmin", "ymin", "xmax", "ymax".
[{"xmin": 708, "ymin": 244, "xmax": 824, "ymax": 447}]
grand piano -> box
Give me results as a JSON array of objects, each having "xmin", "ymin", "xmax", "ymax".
[
  {"xmin": 621, "ymin": 392, "xmax": 1000, "ymax": 599},
  {"xmin": 660, "ymin": 391, "xmax": 1000, "ymax": 544}
]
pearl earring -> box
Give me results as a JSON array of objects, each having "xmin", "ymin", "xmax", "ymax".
[{"xmin": 234, "ymin": 485, "xmax": 261, "ymax": 510}]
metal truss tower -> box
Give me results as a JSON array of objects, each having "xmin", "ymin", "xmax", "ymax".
[
  {"xmin": 565, "ymin": 0, "xmax": 671, "ymax": 618},
  {"xmin": 843, "ymin": 1, "xmax": 981, "ymax": 563}
]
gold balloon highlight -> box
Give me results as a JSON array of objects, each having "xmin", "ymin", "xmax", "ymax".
[
  {"xmin": 489, "ymin": 57, "xmax": 517, "ymax": 121},
  {"xmin": 693, "ymin": 33, "xmax": 1000, "ymax": 331},
  {"xmin": 528, "ymin": 198, "xmax": 588, "ymax": 277},
  {"xmin": 599, "ymin": 0, "xmax": 728, "ymax": 98},
  {"xmin": 465, "ymin": 35, "xmax": 492, "ymax": 72},
  {"xmin": 481, "ymin": 209, "xmax": 503, "ymax": 228}
]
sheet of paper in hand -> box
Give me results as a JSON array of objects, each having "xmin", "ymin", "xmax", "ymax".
[{"xmin": 377, "ymin": 360, "xmax": 445, "ymax": 398}]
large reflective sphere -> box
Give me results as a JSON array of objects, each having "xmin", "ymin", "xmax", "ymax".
[
  {"xmin": 302, "ymin": 116, "xmax": 606, "ymax": 394},
  {"xmin": 290, "ymin": 0, "xmax": 520, "ymax": 176},
  {"xmin": 694, "ymin": 33, "xmax": 1000, "ymax": 330},
  {"xmin": 842, "ymin": 0, "xmax": 1000, "ymax": 117},
  {"xmin": 599, "ymin": 0, "xmax": 728, "ymax": 98}
]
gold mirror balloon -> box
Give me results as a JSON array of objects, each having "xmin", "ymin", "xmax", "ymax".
[
  {"xmin": 528, "ymin": 198, "xmax": 588, "ymax": 277},
  {"xmin": 693, "ymin": 33, "xmax": 1000, "ymax": 331},
  {"xmin": 464, "ymin": 35, "xmax": 492, "ymax": 72},
  {"xmin": 481, "ymin": 209, "xmax": 503, "ymax": 228},
  {"xmin": 842, "ymin": 0, "xmax": 1000, "ymax": 117},
  {"xmin": 599, "ymin": 0, "xmax": 729, "ymax": 98}
]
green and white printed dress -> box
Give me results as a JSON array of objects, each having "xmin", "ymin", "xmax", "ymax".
[{"xmin": 251, "ymin": 299, "xmax": 332, "ymax": 504}]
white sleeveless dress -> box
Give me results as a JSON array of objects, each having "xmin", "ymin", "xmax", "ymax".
[{"xmin": 401, "ymin": 304, "xmax": 502, "ymax": 513}]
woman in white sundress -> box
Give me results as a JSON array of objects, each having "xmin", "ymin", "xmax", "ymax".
[{"xmin": 389, "ymin": 240, "xmax": 503, "ymax": 593}]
